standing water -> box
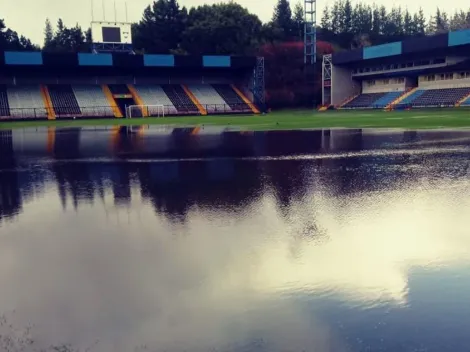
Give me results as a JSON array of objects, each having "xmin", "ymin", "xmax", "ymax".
[{"xmin": 0, "ymin": 126, "xmax": 469, "ymax": 352}]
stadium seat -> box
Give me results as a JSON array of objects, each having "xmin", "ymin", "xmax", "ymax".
[
  {"xmin": 406, "ymin": 88, "xmax": 470, "ymax": 107},
  {"xmin": 161, "ymin": 85, "xmax": 199, "ymax": 114},
  {"xmin": 72, "ymin": 85, "xmax": 114, "ymax": 117},
  {"xmin": 372, "ymin": 91, "xmax": 403, "ymax": 108},
  {"xmin": 212, "ymin": 84, "xmax": 251, "ymax": 112},
  {"xmin": 133, "ymin": 85, "xmax": 178, "ymax": 115},
  {"xmin": 7, "ymin": 85, "xmax": 47, "ymax": 118},
  {"xmin": 397, "ymin": 89, "xmax": 426, "ymax": 106},
  {"xmin": 341, "ymin": 93, "xmax": 386, "ymax": 109},
  {"xmin": 48, "ymin": 85, "xmax": 81, "ymax": 117},
  {"xmin": 187, "ymin": 85, "xmax": 232, "ymax": 113},
  {"xmin": 0, "ymin": 85, "xmax": 10, "ymax": 117}
]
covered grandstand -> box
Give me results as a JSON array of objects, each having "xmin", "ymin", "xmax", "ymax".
[
  {"xmin": 0, "ymin": 52, "xmax": 264, "ymax": 120},
  {"xmin": 322, "ymin": 29, "xmax": 470, "ymax": 110}
]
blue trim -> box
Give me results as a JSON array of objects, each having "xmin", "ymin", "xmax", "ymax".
[
  {"xmin": 203, "ymin": 56, "xmax": 231, "ymax": 67},
  {"xmin": 448, "ymin": 29, "xmax": 470, "ymax": 47},
  {"xmin": 363, "ymin": 42, "xmax": 402, "ymax": 60},
  {"xmin": 78, "ymin": 53, "xmax": 113, "ymax": 66},
  {"xmin": 5, "ymin": 51, "xmax": 43, "ymax": 65},
  {"xmin": 143, "ymin": 54, "xmax": 175, "ymax": 67}
]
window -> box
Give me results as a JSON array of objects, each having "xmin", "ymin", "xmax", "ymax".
[
  {"xmin": 400, "ymin": 63, "xmax": 406, "ymax": 68},
  {"xmin": 407, "ymin": 62, "xmax": 413, "ymax": 68},
  {"xmin": 397, "ymin": 78, "xmax": 405, "ymax": 83},
  {"xmin": 383, "ymin": 79, "xmax": 390, "ymax": 85},
  {"xmin": 445, "ymin": 73, "xmax": 453, "ymax": 80}
]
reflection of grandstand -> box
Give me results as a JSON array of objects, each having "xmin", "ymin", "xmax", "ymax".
[
  {"xmin": 323, "ymin": 29, "xmax": 470, "ymax": 110},
  {"xmin": 0, "ymin": 52, "xmax": 263, "ymax": 119}
]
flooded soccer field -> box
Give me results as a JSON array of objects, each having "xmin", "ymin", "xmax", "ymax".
[{"xmin": 0, "ymin": 126, "xmax": 469, "ymax": 351}]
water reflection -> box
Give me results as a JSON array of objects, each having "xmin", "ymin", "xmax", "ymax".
[{"xmin": 0, "ymin": 127, "xmax": 470, "ymax": 351}]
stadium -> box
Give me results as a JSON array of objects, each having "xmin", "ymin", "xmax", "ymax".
[{"xmin": 323, "ymin": 28, "xmax": 470, "ymax": 110}]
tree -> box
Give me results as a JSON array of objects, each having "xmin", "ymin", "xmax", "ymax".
[
  {"xmin": 341, "ymin": 0, "xmax": 353, "ymax": 34},
  {"xmin": 292, "ymin": 2, "xmax": 304, "ymax": 40},
  {"xmin": 180, "ymin": 3, "xmax": 262, "ymax": 55},
  {"xmin": 416, "ymin": 8, "xmax": 427, "ymax": 35},
  {"xmin": 272, "ymin": 0, "xmax": 294, "ymax": 38},
  {"xmin": 403, "ymin": 9, "xmax": 412, "ymax": 36},
  {"xmin": 0, "ymin": 18, "xmax": 38, "ymax": 51},
  {"xmin": 321, "ymin": 5, "xmax": 331, "ymax": 31},
  {"xmin": 133, "ymin": 0, "xmax": 188, "ymax": 53},
  {"xmin": 44, "ymin": 19, "xmax": 54, "ymax": 49}
]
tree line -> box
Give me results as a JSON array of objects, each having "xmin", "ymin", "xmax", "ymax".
[{"xmin": 2, "ymin": 0, "xmax": 470, "ymax": 54}]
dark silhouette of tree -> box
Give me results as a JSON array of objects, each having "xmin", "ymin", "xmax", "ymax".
[{"xmin": 272, "ymin": 0, "xmax": 294, "ymax": 39}]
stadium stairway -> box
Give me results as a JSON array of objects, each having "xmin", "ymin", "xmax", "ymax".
[
  {"xmin": 230, "ymin": 85, "xmax": 260, "ymax": 114},
  {"xmin": 127, "ymin": 84, "xmax": 149, "ymax": 117},
  {"xmin": 161, "ymin": 85, "xmax": 199, "ymax": 114},
  {"xmin": 395, "ymin": 89, "xmax": 426, "ymax": 108},
  {"xmin": 0, "ymin": 85, "xmax": 10, "ymax": 117},
  {"xmin": 456, "ymin": 92, "xmax": 470, "ymax": 107},
  {"xmin": 47, "ymin": 85, "xmax": 81, "ymax": 117},
  {"xmin": 338, "ymin": 94, "xmax": 359, "ymax": 108},
  {"xmin": 101, "ymin": 85, "xmax": 123, "ymax": 118},
  {"xmin": 40, "ymin": 85, "xmax": 56, "ymax": 120},
  {"xmin": 386, "ymin": 88, "xmax": 418, "ymax": 110},
  {"xmin": 182, "ymin": 85, "xmax": 207, "ymax": 115},
  {"xmin": 371, "ymin": 91, "xmax": 403, "ymax": 109}
]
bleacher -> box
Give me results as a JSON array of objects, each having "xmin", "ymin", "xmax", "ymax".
[
  {"xmin": 342, "ymin": 93, "xmax": 386, "ymax": 109},
  {"xmin": 161, "ymin": 85, "xmax": 199, "ymax": 114},
  {"xmin": 212, "ymin": 84, "xmax": 251, "ymax": 112},
  {"xmin": 134, "ymin": 85, "xmax": 178, "ymax": 115},
  {"xmin": 48, "ymin": 85, "xmax": 81, "ymax": 116},
  {"xmin": 406, "ymin": 88, "xmax": 470, "ymax": 107},
  {"xmin": 188, "ymin": 85, "xmax": 231, "ymax": 114},
  {"xmin": 72, "ymin": 85, "xmax": 114, "ymax": 117},
  {"xmin": 6, "ymin": 85, "xmax": 47, "ymax": 118},
  {"xmin": 0, "ymin": 85, "xmax": 10, "ymax": 117},
  {"xmin": 372, "ymin": 91, "xmax": 403, "ymax": 108}
]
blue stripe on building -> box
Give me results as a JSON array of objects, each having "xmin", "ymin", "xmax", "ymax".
[
  {"xmin": 203, "ymin": 56, "xmax": 231, "ymax": 67},
  {"xmin": 143, "ymin": 55, "xmax": 175, "ymax": 67},
  {"xmin": 5, "ymin": 51, "xmax": 43, "ymax": 65},
  {"xmin": 363, "ymin": 42, "xmax": 402, "ymax": 60},
  {"xmin": 448, "ymin": 29, "xmax": 470, "ymax": 47},
  {"xmin": 78, "ymin": 53, "xmax": 113, "ymax": 66}
]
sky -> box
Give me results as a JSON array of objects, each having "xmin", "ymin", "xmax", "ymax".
[{"xmin": 1, "ymin": 0, "xmax": 468, "ymax": 46}]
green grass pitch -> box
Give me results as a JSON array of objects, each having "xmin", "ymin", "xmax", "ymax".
[{"xmin": 1, "ymin": 109, "xmax": 470, "ymax": 130}]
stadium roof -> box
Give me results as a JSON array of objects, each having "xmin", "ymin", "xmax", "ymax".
[
  {"xmin": 332, "ymin": 29, "xmax": 470, "ymax": 65},
  {"xmin": 0, "ymin": 52, "xmax": 256, "ymax": 69}
]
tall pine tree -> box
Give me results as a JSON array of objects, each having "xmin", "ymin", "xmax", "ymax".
[{"xmin": 272, "ymin": 0, "xmax": 294, "ymax": 38}]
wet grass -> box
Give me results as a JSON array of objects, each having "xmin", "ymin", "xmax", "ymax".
[{"xmin": 1, "ymin": 108, "xmax": 470, "ymax": 130}]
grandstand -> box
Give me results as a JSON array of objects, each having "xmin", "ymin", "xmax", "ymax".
[
  {"xmin": 322, "ymin": 28, "xmax": 470, "ymax": 111},
  {"xmin": 0, "ymin": 52, "xmax": 263, "ymax": 120}
]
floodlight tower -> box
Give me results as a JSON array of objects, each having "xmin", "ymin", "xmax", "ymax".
[{"xmin": 304, "ymin": 0, "xmax": 317, "ymax": 107}]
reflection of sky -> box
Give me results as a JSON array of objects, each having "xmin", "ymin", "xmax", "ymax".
[{"xmin": 1, "ymin": 155, "xmax": 470, "ymax": 351}]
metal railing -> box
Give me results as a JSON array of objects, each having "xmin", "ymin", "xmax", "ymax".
[{"xmin": 0, "ymin": 103, "xmax": 255, "ymax": 120}]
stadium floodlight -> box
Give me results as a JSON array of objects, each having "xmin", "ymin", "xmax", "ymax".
[{"xmin": 126, "ymin": 105, "xmax": 165, "ymax": 119}]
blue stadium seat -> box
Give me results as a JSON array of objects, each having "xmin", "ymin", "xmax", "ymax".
[
  {"xmin": 408, "ymin": 88, "xmax": 470, "ymax": 107},
  {"xmin": 398, "ymin": 90, "xmax": 425, "ymax": 106},
  {"xmin": 342, "ymin": 93, "xmax": 386, "ymax": 109},
  {"xmin": 372, "ymin": 91, "xmax": 403, "ymax": 108}
]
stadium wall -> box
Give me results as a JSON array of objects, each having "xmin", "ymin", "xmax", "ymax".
[
  {"xmin": 362, "ymin": 77, "xmax": 409, "ymax": 94},
  {"xmin": 419, "ymin": 71, "xmax": 470, "ymax": 89},
  {"xmin": 331, "ymin": 65, "xmax": 360, "ymax": 105}
]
